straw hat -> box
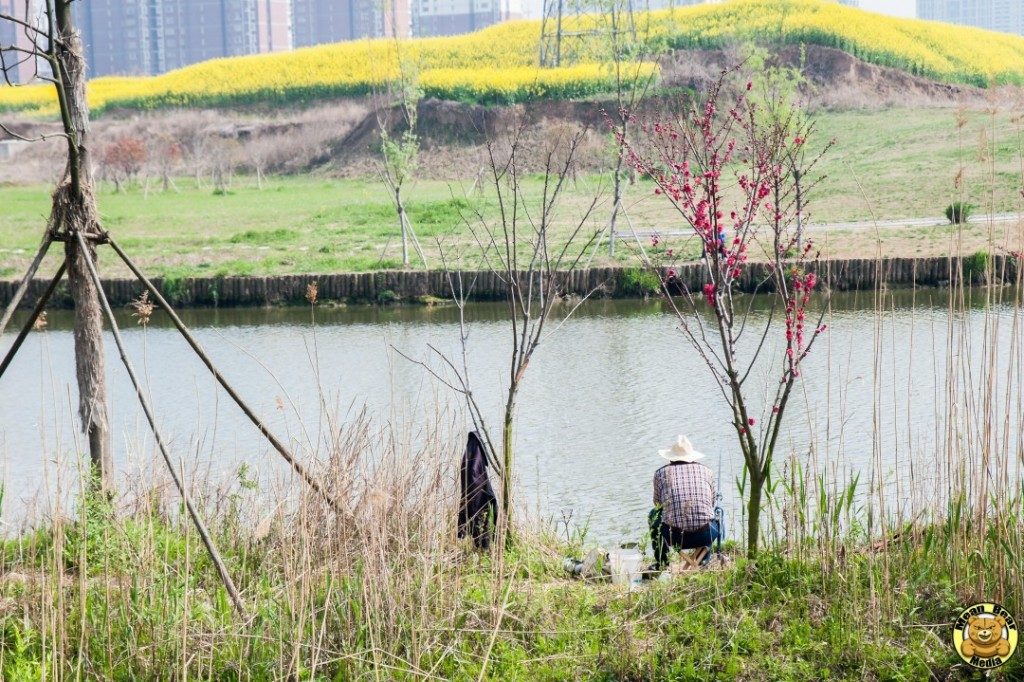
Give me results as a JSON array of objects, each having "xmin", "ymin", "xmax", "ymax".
[{"xmin": 658, "ymin": 435, "xmax": 705, "ymax": 463}]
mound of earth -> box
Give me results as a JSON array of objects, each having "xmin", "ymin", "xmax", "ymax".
[
  {"xmin": 0, "ymin": 44, "xmax": 1002, "ymax": 185},
  {"xmin": 659, "ymin": 44, "xmax": 982, "ymax": 108},
  {"xmin": 326, "ymin": 44, "xmax": 991, "ymax": 177}
]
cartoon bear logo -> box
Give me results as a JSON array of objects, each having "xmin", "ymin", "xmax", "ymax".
[
  {"xmin": 961, "ymin": 615, "xmax": 1011, "ymax": 659},
  {"xmin": 952, "ymin": 603, "xmax": 1018, "ymax": 670}
]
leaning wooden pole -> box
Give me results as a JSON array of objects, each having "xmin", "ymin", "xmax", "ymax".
[
  {"xmin": 106, "ymin": 236, "xmax": 339, "ymax": 511},
  {"xmin": 75, "ymin": 231, "xmax": 246, "ymax": 617},
  {"xmin": 0, "ymin": 261, "xmax": 65, "ymax": 381},
  {"xmin": 0, "ymin": 233, "xmax": 53, "ymax": 339}
]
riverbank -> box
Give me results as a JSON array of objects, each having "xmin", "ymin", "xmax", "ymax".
[
  {"xmin": 2, "ymin": 118, "xmax": 1023, "ymax": 283},
  {"xmin": 1, "ymin": 254, "xmax": 1018, "ymax": 310},
  {"xmin": 0, "ymin": 473, "xmax": 1017, "ymax": 680}
]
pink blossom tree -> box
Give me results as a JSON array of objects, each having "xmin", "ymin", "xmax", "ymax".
[{"xmin": 624, "ymin": 72, "xmax": 831, "ymax": 558}]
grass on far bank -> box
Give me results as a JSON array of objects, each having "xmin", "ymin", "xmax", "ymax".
[{"xmin": 0, "ymin": 106, "xmax": 1021, "ymax": 281}]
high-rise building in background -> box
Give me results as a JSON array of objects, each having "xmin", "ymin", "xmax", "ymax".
[
  {"xmin": 412, "ymin": 0, "xmax": 519, "ymax": 37},
  {"xmin": 74, "ymin": 0, "xmax": 295, "ymax": 77},
  {"xmin": 75, "ymin": 0, "xmax": 163, "ymax": 76},
  {"xmin": 257, "ymin": 0, "xmax": 293, "ymax": 52},
  {"xmin": 0, "ymin": 0, "xmax": 44, "ymax": 83},
  {"xmin": 917, "ymin": 0, "xmax": 1024, "ymax": 36},
  {"xmin": 292, "ymin": 0, "xmax": 410, "ymax": 46}
]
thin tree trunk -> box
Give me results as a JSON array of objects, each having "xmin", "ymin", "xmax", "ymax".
[
  {"xmin": 746, "ymin": 470, "xmax": 765, "ymax": 558},
  {"xmin": 501, "ymin": 397, "xmax": 515, "ymax": 545},
  {"xmin": 794, "ymin": 170, "xmax": 803, "ymax": 251},
  {"xmin": 397, "ymin": 186, "xmax": 409, "ymax": 267},
  {"xmin": 65, "ymin": 239, "xmax": 111, "ymax": 485},
  {"xmin": 609, "ymin": 150, "xmax": 624, "ymax": 257},
  {"xmin": 54, "ymin": 0, "xmax": 112, "ymax": 490}
]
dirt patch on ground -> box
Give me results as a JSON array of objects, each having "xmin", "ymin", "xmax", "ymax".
[
  {"xmin": 2, "ymin": 44, "xmax": 1013, "ymax": 185},
  {"xmin": 659, "ymin": 44, "xmax": 989, "ymax": 108},
  {"xmin": 0, "ymin": 100, "xmax": 369, "ymax": 185},
  {"xmin": 328, "ymin": 44, "xmax": 1002, "ymax": 177}
]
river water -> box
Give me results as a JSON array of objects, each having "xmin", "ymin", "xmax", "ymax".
[{"xmin": 1, "ymin": 288, "xmax": 1021, "ymax": 544}]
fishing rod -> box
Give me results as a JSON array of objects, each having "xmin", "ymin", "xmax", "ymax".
[{"xmin": 714, "ymin": 448, "xmax": 725, "ymax": 557}]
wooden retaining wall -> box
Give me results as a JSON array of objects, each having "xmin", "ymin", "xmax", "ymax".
[{"xmin": 0, "ymin": 256, "xmax": 1018, "ymax": 310}]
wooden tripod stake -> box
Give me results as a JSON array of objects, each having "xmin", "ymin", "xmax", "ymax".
[
  {"xmin": 1, "ymin": 226, "xmax": 346, "ymax": 617},
  {"xmin": 73, "ymin": 230, "xmax": 246, "ymax": 617}
]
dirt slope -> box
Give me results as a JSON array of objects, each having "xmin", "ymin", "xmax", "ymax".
[{"xmin": 0, "ymin": 44, "xmax": 1003, "ymax": 185}]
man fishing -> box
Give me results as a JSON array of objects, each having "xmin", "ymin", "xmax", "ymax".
[{"xmin": 648, "ymin": 435, "xmax": 722, "ymax": 570}]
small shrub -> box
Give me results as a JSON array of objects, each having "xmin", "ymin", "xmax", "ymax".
[
  {"xmin": 619, "ymin": 268, "xmax": 662, "ymax": 297},
  {"xmin": 160, "ymin": 275, "xmax": 190, "ymax": 306},
  {"xmin": 377, "ymin": 289, "xmax": 399, "ymax": 304},
  {"xmin": 229, "ymin": 228, "xmax": 294, "ymax": 244},
  {"xmin": 945, "ymin": 202, "xmax": 973, "ymax": 224},
  {"xmin": 962, "ymin": 250, "xmax": 989, "ymax": 282}
]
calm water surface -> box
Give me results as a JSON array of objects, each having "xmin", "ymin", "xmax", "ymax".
[{"xmin": 1, "ymin": 289, "xmax": 1021, "ymax": 544}]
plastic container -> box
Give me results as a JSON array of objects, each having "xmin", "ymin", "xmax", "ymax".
[{"xmin": 610, "ymin": 546, "xmax": 643, "ymax": 586}]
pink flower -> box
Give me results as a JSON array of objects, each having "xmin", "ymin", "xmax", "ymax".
[
  {"xmin": 703, "ymin": 282, "xmax": 716, "ymax": 306},
  {"xmin": 747, "ymin": 417, "xmax": 756, "ymax": 426}
]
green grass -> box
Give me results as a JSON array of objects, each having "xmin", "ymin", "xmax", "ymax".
[
  {"xmin": 1, "ymin": 107, "xmax": 1020, "ymax": 281},
  {"xmin": 0, "ymin": 490, "xmax": 1006, "ymax": 681}
]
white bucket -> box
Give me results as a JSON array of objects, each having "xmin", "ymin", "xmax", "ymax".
[{"xmin": 610, "ymin": 547, "xmax": 643, "ymax": 586}]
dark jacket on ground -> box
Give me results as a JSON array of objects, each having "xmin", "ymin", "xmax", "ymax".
[{"xmin": 458, "ymin": 431, "xmax": 497, "ymax": 549}]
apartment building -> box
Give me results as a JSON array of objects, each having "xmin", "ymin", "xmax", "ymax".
[
  {"xmin": 74, "ymin": 0, "xmax": 294, "ymax": 77},
  {"xmin": 413, "ymin": 0, "xmax": 519, "ymax": 37},
  {"xmin": 917, "ymin": 0, "xmax": 1024, "ymax": 36},
  {"xmin": 256, "ymin": 0, "xmax": 293, "ymax": 52},
  {"xmin": 0, "ymin": 0, "xmax": 42, "ymax": 83},
  {"xmin": 292, "ymin": 0, "xmax": 410, "ymax": 46}
]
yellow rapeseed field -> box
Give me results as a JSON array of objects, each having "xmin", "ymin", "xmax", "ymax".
[{"xmin": 2, "ymin": 0, "xmax": 1022, "ymax": 116}]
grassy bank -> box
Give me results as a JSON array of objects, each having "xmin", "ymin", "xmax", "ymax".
[
  {"xmin": 1, "ymin": 107, "xmax": 1021, "ymax": 282},
  {"xmin": 1, "ymin": 455, "xmax": 1020, "ymax": 680}
]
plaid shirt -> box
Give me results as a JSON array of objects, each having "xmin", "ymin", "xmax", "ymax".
[{"xmin": 653, "ymin": 462, "xmax": 715, "ymax": 532}]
